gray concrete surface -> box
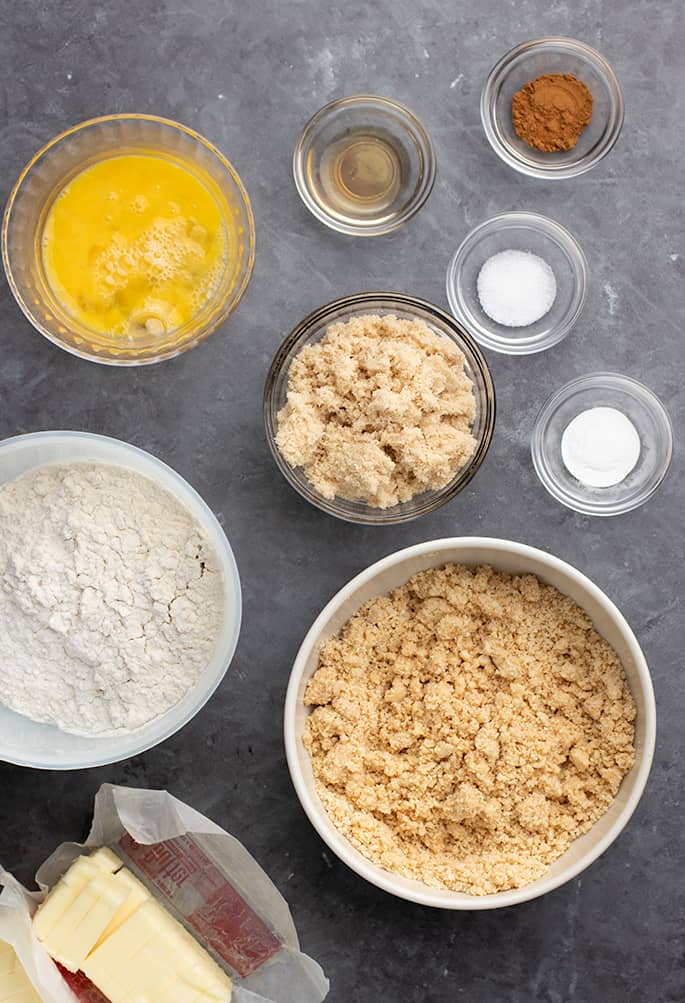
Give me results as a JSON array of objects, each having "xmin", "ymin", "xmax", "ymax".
[{"xmin": 0, "ymin": 1, "xmax": 683, "ymax": 1000}]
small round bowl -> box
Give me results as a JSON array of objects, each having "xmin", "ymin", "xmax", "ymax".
[
  {"xmin": 284, "ymin": 537, "xmax": 656, "ymax": 910},
  {"xmin": 446, "ymin": 211, "xmax": 586, "ymax": 354},
  {"xmin": 532, "ymin": 373, "xmax": 673, "ymax": 516},
  {"xmin": 481, "ymin": 37, "xmax": 624, "ymax": 179},
  {"xmin": 2, "ymin": 114, "xmax": 255, "ymax": 365},
  {"xmin": 292, "ymin": 95, "xmax": 436, "ymax": 236},
  {"xmin": 263, "ymin": 293, "xmax": 495, "ymax": 525},
  {"xmin": 0, "ymin": 431, "xmax": 242, "ymax": 769}
]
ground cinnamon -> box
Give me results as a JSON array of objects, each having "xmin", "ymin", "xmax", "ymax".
[{"xmin": 512, "ymin": 73, "xmax": 593, "ymax": 153}]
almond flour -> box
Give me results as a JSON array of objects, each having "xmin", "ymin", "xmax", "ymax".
[
  {"xmin": 275, "ymin": 314, "xmax": 477, "ymax": 508},
  {"xmin": 303, "ymin": 564, "xmax": 636, "ymax": 895}
]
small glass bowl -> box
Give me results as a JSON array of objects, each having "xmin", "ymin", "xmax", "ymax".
[
  {"xmin": 481, "ymin": 37, "xmax": 624, "ymax": 179},
  {"xmin": 2, "ymin": 114, "xmax": 255, "ymax": 365},
  {"xmin": 531, "ymin": 373, "xmax": 673, "ymax": 516},
  {"xmin": 446, "ymin": 211, "xmax": 586, "ymax": 355},
  {"xmin": 292, "ymin": 95, "xmax": 436, "ymax": 236},
  {"xmin": 263, "ymin": 293, "xmax": 495, "ymax": 525}
]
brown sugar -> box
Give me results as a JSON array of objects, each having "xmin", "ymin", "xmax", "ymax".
[
  {"xmin": 275, "ymin": 314, "xmax": 476, "ymax": 509},
  {"xmin": 303, "ymin": 564, "xmax": 636, "ymax": 895},
  {"xmin": 512, "ymin": 73, "xmax": 593, "ymax": 153}
]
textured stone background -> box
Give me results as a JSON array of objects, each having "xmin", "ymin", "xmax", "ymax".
[{"xmin": 0, "ymin": 2, "xmax": 683, "ymax": 1000}]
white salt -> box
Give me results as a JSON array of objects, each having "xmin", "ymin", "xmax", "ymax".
[
  {"xmin": 477, "ymin": 249, "xmax": 557, "ymax": 327},
  {"xmin": 561, "ymin": 407, "xmax": 641, "ymax": 488}
]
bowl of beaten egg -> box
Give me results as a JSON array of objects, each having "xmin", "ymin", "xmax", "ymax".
[
  {"xmin": 284, "ymin": 537, "xmax": 655, "ymax": 909},
  {"xmin": 2, "ymin": 115, "xmax": 255, "ymax": 364}
]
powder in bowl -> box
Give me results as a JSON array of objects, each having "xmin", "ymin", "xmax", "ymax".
[
  {"xmin": 0, "ymin": 462, "xmax": 225, "ymax": 735},
  {"xmin": 477, "ymin": 249, "xmax": 557, "ymax": 328},
  {"xmin": 561, "ymin": 406, "xmax": 641, "ymax": 487},
  {"xmin": 303, "ymin": 563, "xmax": 636, "ymax": 896},
  {"xmin": 512, "ymin": 73, "xmax": 593, "ymax": 153},
  {"xmin": 275, "ymin": 313, "xmax": 477, "ymax": 509}
]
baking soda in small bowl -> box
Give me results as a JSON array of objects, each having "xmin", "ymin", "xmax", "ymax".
[
  {"xmin": 531, "ymin": 372, "xmax": 672, "ymax": 516},
  {"xmin": 561, "ymin": 407, "xmax": 641, "ymax": 488},
  {"xmin": 477, "ymin": 249, "xmax": 557, "ymax": 327}
]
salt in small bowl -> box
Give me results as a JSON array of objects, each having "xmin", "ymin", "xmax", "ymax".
[{"xmin": 446, "ymin": 211, "xmax": 587, "ymax": 355}]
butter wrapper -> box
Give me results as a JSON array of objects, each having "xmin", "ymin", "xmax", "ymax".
[{"xmin": 1, "ymin": 784, "xmax": 329, "ymax": 1003}]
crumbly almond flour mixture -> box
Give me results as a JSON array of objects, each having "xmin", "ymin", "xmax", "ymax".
[
  {"xmin": 304, "ymin": 564, "xmax": 636, "ymax": 895},
  {"xmin": 275, "ymin": 314, "xmax": 477, "ymax": 508},
  {"xmin": 0, "ymin": 462, "xmax": 224, "ymax": 735}
]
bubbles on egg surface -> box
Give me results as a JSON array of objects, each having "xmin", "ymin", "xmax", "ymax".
[{"xmin": 129, "ymin": 194, "xmax": 149, "ymax": 214}]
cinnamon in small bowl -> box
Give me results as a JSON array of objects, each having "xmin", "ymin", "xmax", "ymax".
[
  {"xmin": 512, "ymin": 73, "xmax": 593, "ymax": 152},
  {"xmin": 480, "ymin": 38, "xmax": 624, "ymax": 179}
]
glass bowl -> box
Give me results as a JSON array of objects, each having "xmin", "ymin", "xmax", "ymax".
[
  {"xmin": 2, "ymin": 114, "xmax": 255, "ymax": 365},
  {"xmin": 0, "ymin": 431, "xmax": 242, "ymax": 769},
  {"xmin": 481, "ymin": 37, "xmax": 624, "ymax": 179},
  {"xmin": 531, "ymin": 373, "xmax": 673, "ymax": 516},
  {"xmin": 292, "ymin": 95, "xmax": 436, "ymax": 236},
  {"xmin": 446, "ymin": 211, "xmax": 586, "ymax": 355},
  {"xmin": 263, "ymin": 292, "xmax": 495, "ymax": 525}
]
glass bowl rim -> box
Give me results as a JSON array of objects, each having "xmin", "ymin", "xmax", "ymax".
[
  {"xmin": 263, "ymin": 291, "xmax": 496, "ymax": 525},
  {"xmin": 531, "ymin": 371, "xmax": 673, "ymax": 516},
  {"xmin": 1, "ymin": 112, "xmax": 256, "ymax": 366},
  {"xmin": 480, "ymin": 36, "xmax": 625, "ymax": 180},
  {"xmin": 445, "ymin": 210, "xmax": 588, "ymax": 355},
  {"xmin": 292, "ymin": 94, "xmax": 437, "ymax": 236}
]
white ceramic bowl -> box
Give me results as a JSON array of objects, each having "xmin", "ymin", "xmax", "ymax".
[
  {"xmin": 284, "ymin": 537, "xmax": 655, "ymax": 910},
  {"xmin": 0, "ymin": 431, "xmax": 242, "ymax": 770}
]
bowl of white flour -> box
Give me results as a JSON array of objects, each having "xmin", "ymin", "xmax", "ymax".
[{"xmin": 0, "ymin": 431, "xmax": 241, "ymax": 769}]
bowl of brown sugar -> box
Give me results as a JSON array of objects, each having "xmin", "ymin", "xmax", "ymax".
[
  {"xmin": 264, "ymin": 293, "xmax": 495, "ymax": 525},
  {"xmin": 481, "ymin": 38, "xmax": 624, "ymax": 179},
  {"xmin": 284, "ymin": 538, "xmax": 655, "ymax": 909}
]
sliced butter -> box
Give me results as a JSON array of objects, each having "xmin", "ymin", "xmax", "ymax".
[
  {"xmin": 2, "ymin": 993, "xmax": 44, "ymax": 1003},
  {"xmin": 134, "ymin": 901, "xmax": 227, "ymax": 993},
  {"xmin": 124, "ymin": 972, "xmax": 207, "ymax": 1003},
  {"xmin": 33, "ymin": 857, "xmax": 100, "ymax": 941},
  {"xmin": 89, "ymin": 847, "xmax": 124, "ymax": 873},
  {"xmin": 43, "ymin": 871, "xmax": 128, "ymax": 972},
  {"xmin": 36, "ymin": 852, "xmax": 232, "ymax": 1003},
  {"xmin": 83, "ymin": 901, "xmax": 165, "ymax": 1000},
  {"xmin": 0, "ymin": 941, "xmax": 41, "ymax": 1003},
  {"xmin": 93, "ymin": 868, "xmax": 150, "ymax": 949},
  {"xmin": 84, "ymin": 899, "xmax": 231, "ymax": 1003},
  {"xmin": 34, "ymin": 847, "xmax": 123, "ymax": 946},
  {"xmin": 0, "ymin": 942, "xmax": 13, "ymax": 977}
]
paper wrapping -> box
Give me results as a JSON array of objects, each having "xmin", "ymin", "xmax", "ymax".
[{"xmin": 0, "ymin": 785, "xmax": 328, "ymax": 1003}]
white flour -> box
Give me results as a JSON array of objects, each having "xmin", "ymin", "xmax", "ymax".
[{"xmin": 0, "ymin": 462, "xmax": 225, "ymax": 735}]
